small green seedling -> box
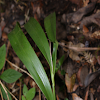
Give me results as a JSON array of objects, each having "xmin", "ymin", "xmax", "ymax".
[
  {"xmin": 22, "ymin": 84, "xmax": 36, "ymax": 100},
  {"xmin": 8, "ymin": 12, "xmax": 64, "ymax": 100}
]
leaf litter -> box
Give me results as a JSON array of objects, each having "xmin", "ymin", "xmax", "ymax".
[{"xmin": 0, "ymin": 0, "xmax": 100, "ymax": 100}]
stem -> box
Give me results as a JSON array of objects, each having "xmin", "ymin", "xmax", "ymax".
[
  {"xmin": 49, "ymin": 41, "xmax": 56, "ymax": 100},
  {"xmin": 49, "ymin": 41, "xmax": 53, "ymax": 72},
  {"xmin": 52, "ymin": 73, "xmax": 56, "ymax": 100}
]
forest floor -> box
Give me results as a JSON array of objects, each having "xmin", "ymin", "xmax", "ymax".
[{"xmin": 0, "ymin": 0, "xmax": 100, "ymax": 100}]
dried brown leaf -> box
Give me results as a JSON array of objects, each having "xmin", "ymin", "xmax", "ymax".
[
  {"xmin": 77, "ymin": 66, "xmax": 89, "ymax": 87},
  {"xmin": 84, "ymin": 69, "xmax": 100, "ymax": 87},
  {"xmin": 67, "ymin": 35, "xmax": 74, "ymax": 41},
  {"xmin": 73, "ymin": 84, "xmax": 79, "ymax": 91},
  {"xmin": 69, "ymin": 50, "xmax": 82, "ymax": 61},
  {"xmin": 83, "ymin": 0, "xmax": 89, "ymax": 7},
  {"xmin": 68, "ymin": 42, "xmax": 84, "ymax": 61},
  {"xmin": 72, "ymin": 93, "xmax": 83, "ymax": 100},
  {"xmin": 83, "ymin": 52, "xmax": 96, "ymax": 66},
  {"xmin": 29, "ymin": 80, "xmax": 36, "ymax": 88},
  {"xmin": 2, "ymin": 32, "xmax": 8, "ymax": 41},
  {"xmin": 77, "ymin": 66, "xmax": 83, "ymax": 86},
  {"xmin": 84, "ymin": 87, "xmax": 89, "ymax": 100},
  {"xmin": 91, "ymin": 30, "xmax": 100, "ymax": 39},
  {"xmin": 83, "ymin": 25, "xmax": 89, "ymax": 33},
  {"xmin": 71, "ymin": 2, "xmax": 96, "ymax": 23},
  {"xmin": 62, "ymin": 56, "xmax": 78, "ymax": 77},
  {"xmin": 65, "ymin": 73, "xmax": 76, "ymax": 93},
  {"xmin": 80, "ymin": 12, "xmax": 100, "ymax": 29}
]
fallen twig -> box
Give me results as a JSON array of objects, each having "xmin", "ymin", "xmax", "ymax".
[
  {"xmin": 0, "ymin": 88, "xmax": 4, "ymax": 100},
  {"xmin": 4, "ymin": 85, "xmax": 18, "ymax": 100},
  {"xmin": 59, "ymin": 42, "xmax": 100, "ymax": 52},
  {"xmin": 0, "ymin": 80, "xmax": 9, "ymax": 100}
]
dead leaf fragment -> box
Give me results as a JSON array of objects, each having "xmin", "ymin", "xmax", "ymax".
[
  {"xmin": 2, "ymin": 32, "xmax": 8, "ymax": 41},
  {"xmin": 72, "ymin": 93, "xmax": 83, "ymax": 100},
  {"xmin": 67, "ymin": 35, "xmax": 74, "ymax": 41},
  {"xmin": 29, "ymin": 80, "xmax": 36, "ymax": 88},
  {"xmin": 31, "ymin": 1, "xmax": 44, "ymax": 22},
  {"xmin": 84, "ymin": 87, "xmax": 89, "ymax": 100},
  {"xmin": 62, "ymin": 56, "xmax": 78, "ymax": 77},
  {"xmin": 80, "ymin": 12, "xmax": 100, "ymax": 29},
  {"xmin": 65, "ymin": 73, "xmax": 76, "ymax": 93},
  {"xmin": 68, "ymin": 42, "xmax": 84, "ymax": 61},
  {"xmin": 83, "ymin": 25, "xmax": 89, "ymax": 33},
  {"xmin": 83, "ymin": 52, "xmax": 95, "ymax": 66},
  {"xmin": 91, "ymin": 30, "xmax": 100, "ymax": 39},
  {"xmin": 71, "ymin": 2, "xmax": 96, "ymax": 23},
  {"xmin": 73, "ymin": 84, "xmax": 79, "ymax": 91},
  {"xmin": 83, "ymin": 0, "xmax": 89, "ymax": 7},
  {"xmin": 77, "ymin": 66, "xmax": 89, "ymax": 86},
  {"xmin": 77, "ymin": 66, "xmax": 83, "ymax": 86},
  {"xmin": 84, "ymin": 69, "xmax": 100, "ymax": 87}
]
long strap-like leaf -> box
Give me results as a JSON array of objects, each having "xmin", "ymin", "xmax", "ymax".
[
  {"xmin": 8, "ymin": 23, "xmax": 53, "ymax": 100},
  {"xmin": 44, "ymin": 12, "xmax": 56, "ymax": 42},
  {"xmin": 24, "ymin": 18, "xmax": 52, "ymax": 67}
]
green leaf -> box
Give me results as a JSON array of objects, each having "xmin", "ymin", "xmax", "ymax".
[
  {"xmin": 61, "ymin": 70, "xmax": 66, "ymax": 75},
  {"xmin": 44, "ymin": 12, "xmax": 56, "ymax": 42},
  {"xmin": 26, "ymin": 88, "xmax": 36, "ymax": 100},
  {"xmin": 52, "ymin": 41, "xmax": 58, "ymax": 74},
  {"xmin": 8, "ymin": 23, "xmax": 53, "ymax": 100},
  {"xmin": 23, "ymin": 84, "xmax": 28, "ymax": 96},
  {"xmin": 65, "ymin": 98, "xmax": 69, "ymax": 100},
  {"xmin": 0, "ymin": 44, "xmax": 6, "ymax": 70},
  {"xmin": 0, "ymin": 85, "xmax": 12, "ymax": 100},
  {"xmin": 22, "ymin": 96, "xmax": 26, "ymax": 100},
  {"xmin": 22, "ymin": 86, "xmax": 35, "ymax": 100},
  {"xmin": 56, "ymin": 55, "xmax": 65, "ymax": 72},
  {"xmin": 24, "ymin": 18, "xmax": 51, "ymax": 67},
  {"xmin": 0, "ymin": 69, "xmax": 22, "ymax": 83}
]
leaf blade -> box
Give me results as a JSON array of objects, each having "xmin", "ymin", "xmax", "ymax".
[
  {"xmin": 26, "ymin": 88, "xmax": 36, "ymax": 100},
  {"xmin": 8, "ymin": 23, "xmax": 53, "ymax": 100},
  {"xmin": 24, "ymin": 18, "xmax": 51, "ymax": 67},
  {"xmin": 55, "ymin": 55, "xmax": 65, "ymax": 72},
  {"xmin": 44, "ymin": 12, "xmax": 56, "ymax": 42},
  {"xmin": 52, "ymin": 41, "xmax": 58, "ymax": 74},
  {"xmin": 23, "ymin": 84, "xmax": 28, "ymax": 96},
  {"xmin": 22, "ymin": 96, "xmax": 26, "ymax": 100},
  {"xmin": 0, "ymin": 69, "xmax": 22, "ymax": 83}
]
